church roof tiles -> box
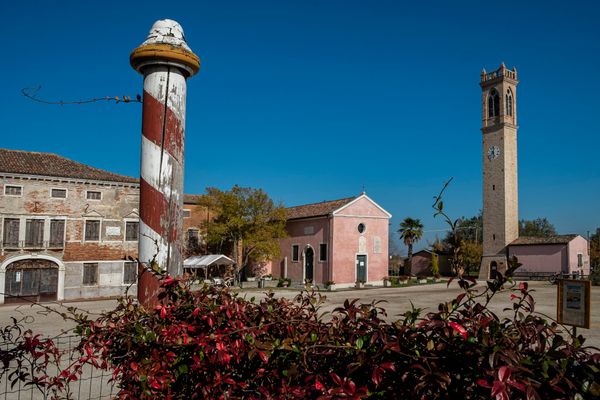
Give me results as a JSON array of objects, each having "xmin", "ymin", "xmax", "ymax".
[{"xmin": 286, "ymin": 196, "xmax": 356, "ymax": 220}]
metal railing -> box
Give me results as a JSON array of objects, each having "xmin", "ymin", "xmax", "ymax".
[{"xmin": 0, "ymin": 335, "xmax": 116, "ymax": 400}]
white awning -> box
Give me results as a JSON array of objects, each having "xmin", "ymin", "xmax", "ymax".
[{"xmin": 183, "ymin": 254, "xmax": 235, "ymax": 269}]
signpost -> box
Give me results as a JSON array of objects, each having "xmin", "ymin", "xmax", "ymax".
[{"xmin": 557, "ymin": 279, "xmax": 591, "ymax": 336}]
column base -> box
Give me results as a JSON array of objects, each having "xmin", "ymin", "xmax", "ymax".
[{"xmin": 479, "ymin": 254, "xmax": 508, "ymax": 280}]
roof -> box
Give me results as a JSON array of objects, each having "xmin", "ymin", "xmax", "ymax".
[
  {"xmin": 0, "ymin": 149, "xmax": 138, "ymax": 184},
  {"xmin": 510, "ymin": 235, "xmax": 579, "ymax": 246},
  {"xmin": 183, "ymin": 254, "xmax": 235, "ymax": 268},
  {"xmin": 183, "ymin": 194, "xmax": 202, "ymax": 204},
  {"xmin": 286, "ymin": 196, "xmax": 356, "ymax": 220}
]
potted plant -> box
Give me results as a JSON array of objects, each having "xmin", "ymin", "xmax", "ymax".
[
  {"xmin": 417, "ymin": 274, "xmax": 428, "ymax": 284},
  {"xmin": 277, "ymin": 277, "xmax": 291, "ymax": 287},
  {"xmin": 262, "ymin": 274, "xmax": 273, "ymax": 281},
  {"xmin": 324, "ymin": 280, "xmax": 336, "ymax": 291},
  {"xmin": 246, "ymin": 276, "xmax": 256, "ymax": 282},
  {"xmin": 356, "ymin": 279, "xmax": 366, "ymax": 289},
  {"xmin": 399, "ymin": 275, "xmax": 409, "ymax": 285},
  {"xmin": 383, "ymin": 276, "xmax": 391, "ymax": 287}
]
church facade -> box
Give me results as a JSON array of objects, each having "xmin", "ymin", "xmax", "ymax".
[{"xmin": 268, "ymin": 194, "xmax": 391, "ymax": 288}]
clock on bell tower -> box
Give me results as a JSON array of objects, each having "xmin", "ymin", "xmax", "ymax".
[{"xmin": 478, "ymin": 63, "xmax": 519, "ymax": 279}]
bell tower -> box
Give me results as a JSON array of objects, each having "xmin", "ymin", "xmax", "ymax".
[{"xmin": 478, "ymin": 63, "xmax": 519, "ymax": 279}]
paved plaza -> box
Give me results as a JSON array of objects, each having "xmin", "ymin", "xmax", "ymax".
[{"xmin": 1, "ymin": 280, "xmax": 599, "ymax": 348}]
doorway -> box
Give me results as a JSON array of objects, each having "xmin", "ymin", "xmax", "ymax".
[
  {"xmin": 356, "ymin": 254, "xmax": 367, "ymax": 282},
  {"xmin": 5, "ymin": 259, "xmax": 59, "ymax": 303},
  {"xmin": 304, "ymin": 247, "xmax": 314, "ymax": 282},
  {"xmin": 490, "ymin": 261, "xmax": 498, "ymax": 279}
]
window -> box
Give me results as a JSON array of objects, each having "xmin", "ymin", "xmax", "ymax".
[
  {"xmin": 85, "ymin": 220, "xmax": 100, "ymax": 241},
  {"xmin": 125, "ymin": 221, "xmax": 139, "ymax": 241},
  {"xmin": 357, "ymin": 223, "xmax": 366, "ymax": 234},
  {"xmin": 506, "ymin": 88, "xmax": 513, "ymax": 117},
  {"xmin": 488, "ymin": 88, "xmax": 500, "ymax": 118},
  {"xmin": 51, "ymin": 188, "xmax": 67, "ymax": 198},
  {"xmin": 373, "ymin": 236, "xmax": 382, "ymax": 254},
  {"xmin": 25, "ymin": 219, "xmax": 44, "ymax": 247},
  {"xmin": 49, "ymin": 219, "xmax": 65, "ymax": 247},
  {"xmin": 87, "ymin": 191, "xmax": 102, "ymax": 200},
  {"xmin": 4, "ymin": 185, "xmax": 22, "ymax": 196},
  {"xmin": 183, "ymin": 209, "xmax": 192, "ymax": 218},
  {"xmin": 83, "ymin": 263, "xmax": 98, "ymax": 285},
  {"xmin": 319, "ymin": 243, "xmax": 327, "ymax": 262},
  {"xmin": 123, "ymin": 262, "xmax": 137, "ymax": 284},
  {"xmin": 292, "ymin": 245, "xmax": 299, "ymax": 262},
  {"xmin": 3, "ymin": 218, "xmax": 20, "ymax": 247},
  {"xmin": 578, "ymin": 253, "xmax": 583, "ymax": 267},
  {"xmin": 187, "ymin": 228, "xmax": 199, "ymax": 244}
]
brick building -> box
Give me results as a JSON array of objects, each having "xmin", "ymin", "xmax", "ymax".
[
  {"xmin": 0, "ymin": 149, "xmax": 140, "ymax": 304},
  {"xmin": 182, "ymin": 194, "xmax": 210, "ymax": 257}
]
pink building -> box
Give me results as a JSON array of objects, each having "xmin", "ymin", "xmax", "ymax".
[
  {"xmin": 270, "ymin": 193, "xmax": 391, "ymax": 288},
  {"xmin": 508, "ymin": 235, "xmax": 590, "ymax": 277}
]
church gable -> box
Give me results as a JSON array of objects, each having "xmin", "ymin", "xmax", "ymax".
[{"xmin": 332, "ymin": 194, "xmax": 391, "ymax": 219}]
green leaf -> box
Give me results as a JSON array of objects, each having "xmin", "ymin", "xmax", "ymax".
[{"xmin": 356, "ymin": 337, "xmax": 364, "ymax": 349}]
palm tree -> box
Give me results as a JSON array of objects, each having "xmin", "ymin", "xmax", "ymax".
[{"xmin": 398, "ymin": 217, "xmax": 423, "ymax": 276}]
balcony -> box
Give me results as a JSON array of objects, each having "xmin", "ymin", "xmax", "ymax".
[{"xmin": 1, "ymin": 240, "xmax": 65, "ymax": 251}]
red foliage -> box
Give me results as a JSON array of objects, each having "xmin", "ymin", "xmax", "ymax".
[{"xmin": 2, "ymin": 261, "xmax": 600, "ymax": 399}]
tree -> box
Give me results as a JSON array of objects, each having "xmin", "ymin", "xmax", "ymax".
[
  {"xmin": 519, "ymin": 217, "xmax": 557, "ymax": 237},
  {"xmin": 591, "ymin": 229, "xmax": 600, "ymax": 269},
  {"xmin": 398, "ymin": 217, "xmax": 423, "ymax": 276},
  {"xmin": 438, "ymin": 213, "xmax": 482, "ymax": 276},
  {"xmin": 198, "ymin": 186, "xmax": 287, "ymax": 279},
  {"xmin": 461, "ymin": 240, "xmax": 483, "ymax": 275},
  {"xmin": 430, "ymin": 251, "xmax": 440, "ymax": 278}
]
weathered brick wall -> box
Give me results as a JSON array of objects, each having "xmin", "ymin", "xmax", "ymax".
[{"xmin": 63, "ymin": 242, "xmax": 138, "ymax": 262}]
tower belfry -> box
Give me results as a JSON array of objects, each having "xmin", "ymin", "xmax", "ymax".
[{"xmin": 478, "ymin": 64, "xmax": 519, "ymax": 279}]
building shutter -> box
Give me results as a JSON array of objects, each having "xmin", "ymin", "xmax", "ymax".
[
  {"xmin": 3, "ymin": 218, "xmax": 20, "ymax": 247},
  {"xmin": 25, "ymin": 219, "xmax": 44, "ymax": 247},
  {"xmin": 50, "ymin": 220, "xmax": 65, "ymax": 246}
]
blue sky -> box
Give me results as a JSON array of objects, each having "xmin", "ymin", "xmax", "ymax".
[{"xmin": 2, "ymin": 1, "xmax": 599, "ymax": 253}]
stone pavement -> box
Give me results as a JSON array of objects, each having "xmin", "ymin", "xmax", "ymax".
[{"xmin": 1, "ymin": 280, "xmax": 598, "ymax": 347}]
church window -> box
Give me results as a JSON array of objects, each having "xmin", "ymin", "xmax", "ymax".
[
  {"xmin": 488, "ymin": 89, "xmax": 500, "ymax": 118},
  {"xmin": 506, "ymin": 88, "xmax": 513, "ymax": 116}
]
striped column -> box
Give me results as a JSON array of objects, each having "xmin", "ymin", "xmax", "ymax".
[{"xmin": 130, "ymin": 20, "xmax": 200, "ymax": 279}]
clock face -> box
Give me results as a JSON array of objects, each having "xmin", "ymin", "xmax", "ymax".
[{"xmin": 487, "ymin": 145, "xmax": 501, "ymax": 160}]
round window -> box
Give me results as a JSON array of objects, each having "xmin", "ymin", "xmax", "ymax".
[{"xmin": 357, "ymin": 223, "xmax": 366, "ymax": 234}]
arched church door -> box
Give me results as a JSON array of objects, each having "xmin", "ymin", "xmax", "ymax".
[
  {"xmin": 5, "ymin": 259, "xmax": 58, "ymax": 303},
  {"xmin": 305, "ymin": 247, "xmax": 314, "ymax": 282}
]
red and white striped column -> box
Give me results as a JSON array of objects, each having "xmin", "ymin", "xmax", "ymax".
[{"xmin": 130, "ymin": 20, "xmax": 200, "ymax": 279}]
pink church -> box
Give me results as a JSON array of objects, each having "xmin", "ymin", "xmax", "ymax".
[{"xmin": 269, "ymin": 193, "xmax": 391, "ymax": 288}]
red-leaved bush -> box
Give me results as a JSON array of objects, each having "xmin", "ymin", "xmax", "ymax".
[{"xmin": 2, "ymin": 261, "xmax": 600, "ymax": 399}]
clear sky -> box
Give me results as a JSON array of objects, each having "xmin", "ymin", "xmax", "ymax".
[{"xmin": 2, "ymin": 1, "xmax": 599, "ymax": 253}]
